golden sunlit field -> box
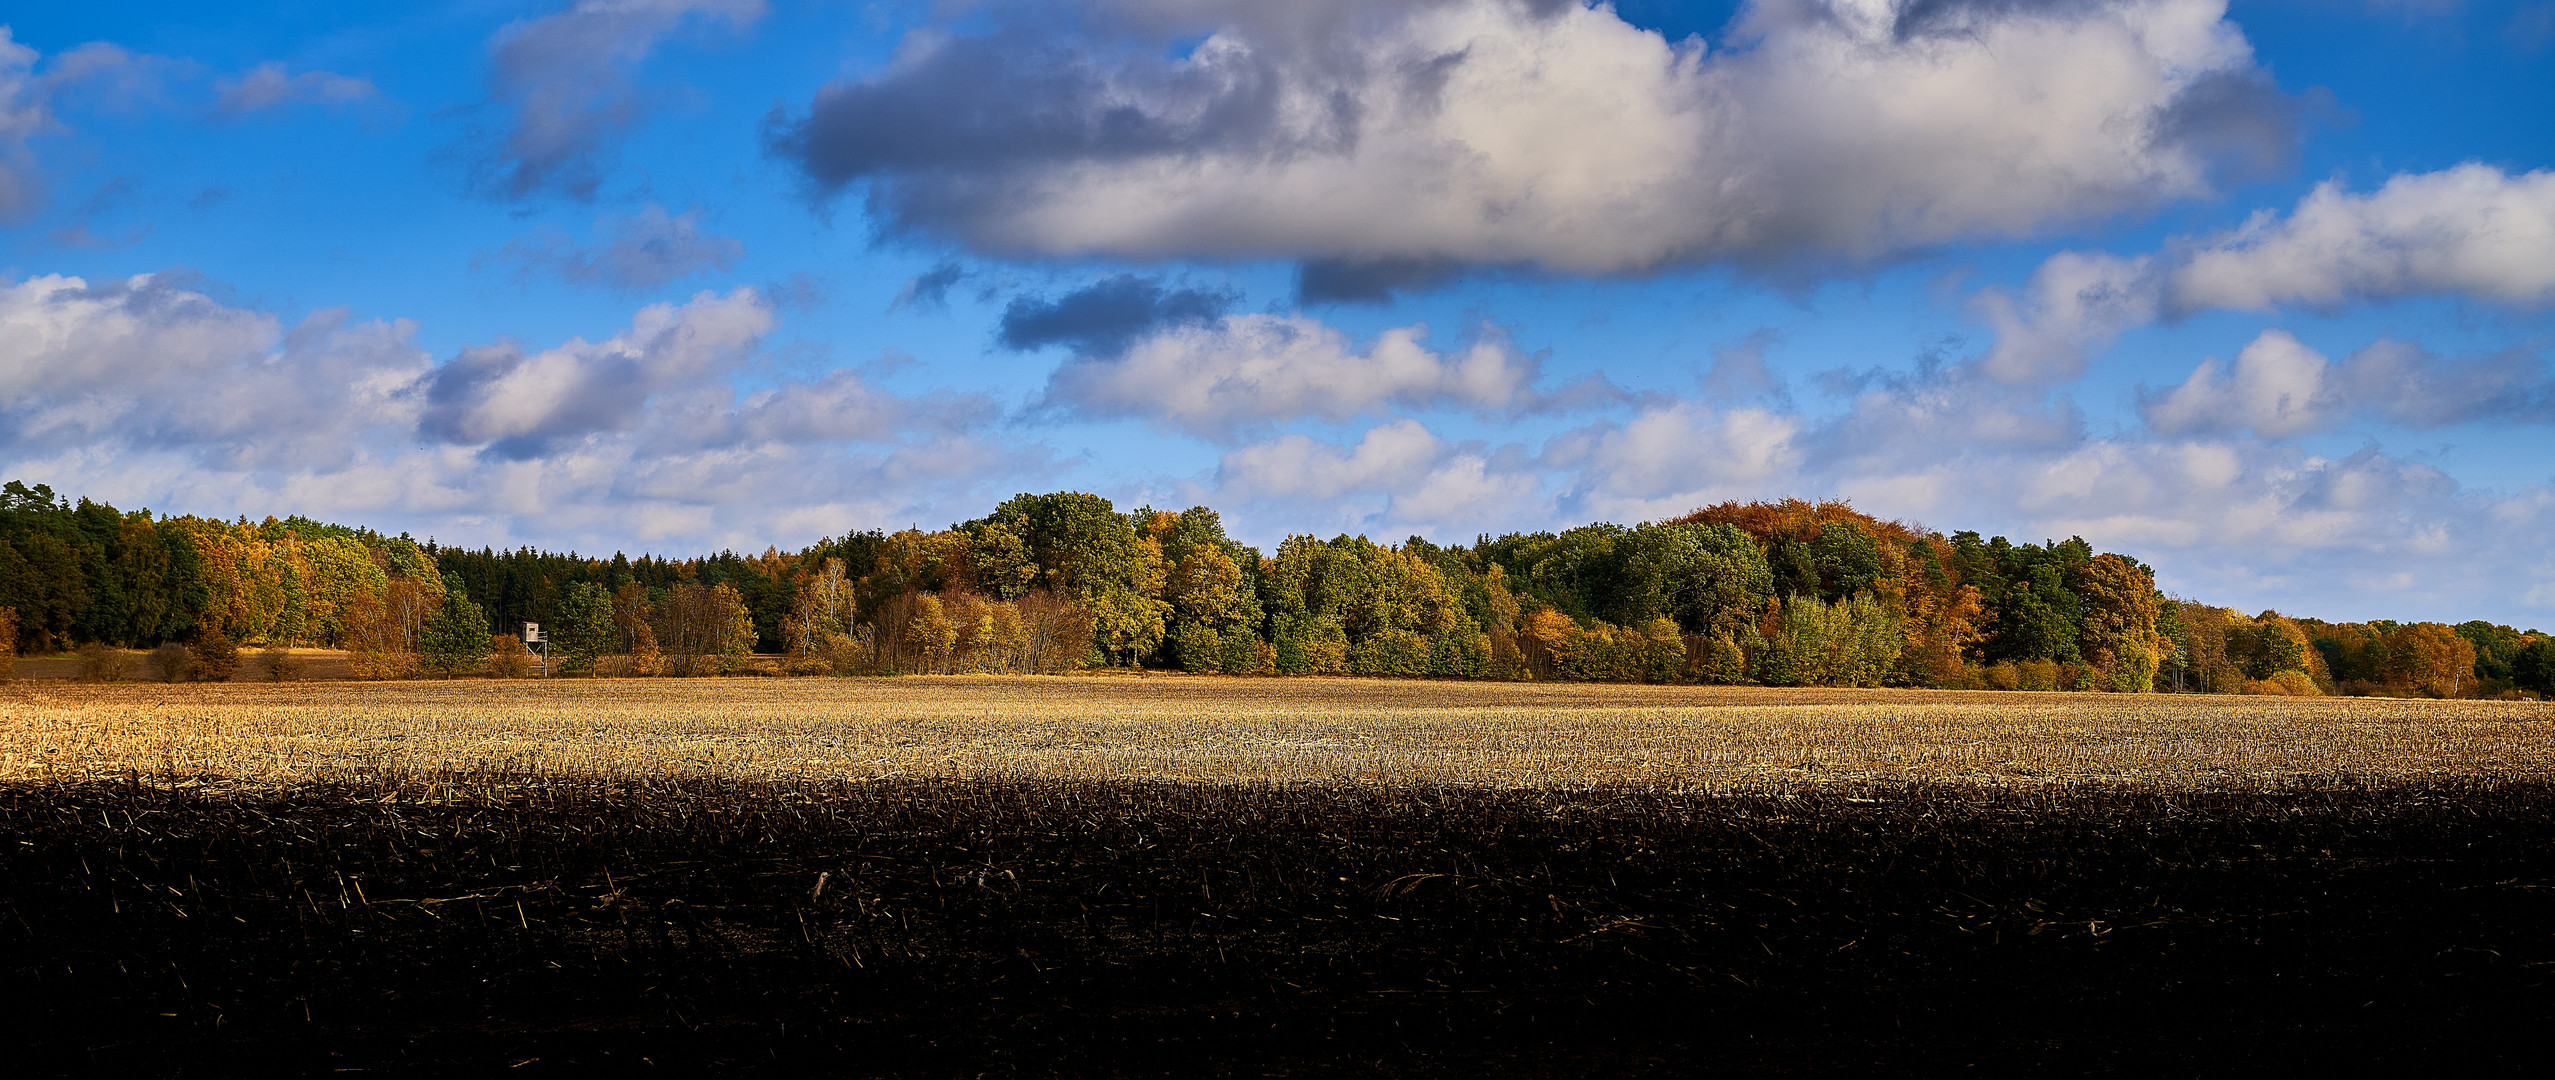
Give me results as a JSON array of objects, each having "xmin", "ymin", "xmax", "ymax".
[{"xmin": 5, "ymin": 674, "xmax": 2550, "ymax": 789}]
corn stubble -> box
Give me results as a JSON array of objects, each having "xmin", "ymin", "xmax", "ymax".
[
  {"xmin": 6, "ymin": 677, "xmax": 2551, "ymax": 787},
  {"xmin": 3, "ymin": 678, "xmax": 2552, "ymax": 1075}
]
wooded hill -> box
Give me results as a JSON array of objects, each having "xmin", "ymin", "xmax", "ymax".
[{"xmin": 1, "ymin": 480, "xmax": 2545, "ymax": 697}]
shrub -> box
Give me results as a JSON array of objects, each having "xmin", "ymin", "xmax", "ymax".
[
  {"xmin": 2207, "ymin": 663, "xmax": 2247, "ymax": 695},
  {"xmin": 1170, "ymin": 622, "xmax": 1224, "ymax": 674},
  {"xmin": 188, "ymin": 631, "xmax": 242, "ymax": 682},
  {"xmin": 1983, "ymin": 663, "xmax": 2021, "ymax": 691},
  {"xmin": 2240, "ymin": 671, "xmax": 2321, "ymax": 697},
  {"xmin": 2017, "ymin": 659, "xmax": 2059, "ymax": 692},
  {"xmin": 259, "ymin": 643, "xmax": 306, "ymax": 682},
  {"xmin": 487, "ymin": 634, "xmax": 535, "ymax": 678},
  {"xmin": 2267, "ymin": 669, "xmax": 2322, "ymax": 697},
  {"xmin": 76, "ymin": 643, "xmax": 132, "ymax": 682},
  {"xmin": 145, "ymin": 641, "xmax": 193, "ymax": 682},
  {"xmin": 816, "ymin": 631, "xmax": 864, "ymax": 674},
  {"xmin": 1349, "ymin": 629, "xmax": 1431, "ymax": 677},
  {"xmin": 346, "ymin": 646, "xmax": 416, "ymax": 680},
  {"xmin": 626, "ymin": 634, "xmax": 665, "ymax": 677}
]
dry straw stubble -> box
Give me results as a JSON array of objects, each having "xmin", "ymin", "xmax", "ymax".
[{"xmin": 3, "ymin": 676, "xmax": 2549, "ymax": 791}]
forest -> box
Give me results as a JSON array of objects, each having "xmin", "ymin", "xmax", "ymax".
[{"xmin": 0, "ymin": 479, "xmax": 2545, "ymax": 698}]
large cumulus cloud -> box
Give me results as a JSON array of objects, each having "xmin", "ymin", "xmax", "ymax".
[{"xmin": 774, "ymin": 0, "xmax": 2292, "ymax": 276}]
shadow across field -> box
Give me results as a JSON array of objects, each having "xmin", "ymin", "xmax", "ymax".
[{"xmin": 5, "ymin": 775, "xmax": 2552, "ymax": 1076}]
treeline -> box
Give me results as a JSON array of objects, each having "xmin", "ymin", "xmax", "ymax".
[{"xmin": 1, "ymin": 480, "xmax": 2547, "ymax": 697}]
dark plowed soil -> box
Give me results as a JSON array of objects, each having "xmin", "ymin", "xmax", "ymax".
[{"xmin": 5, "ymin": 776, "xmax": 2552, "ymax": 1076}]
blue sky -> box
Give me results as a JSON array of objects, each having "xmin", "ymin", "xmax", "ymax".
[{"xmin": 1, "ymin": 0, "xmax": 2550, "ymax": 625}]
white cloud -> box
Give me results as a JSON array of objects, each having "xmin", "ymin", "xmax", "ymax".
[
  {"xmin": 782, "ymin": 0, "xmax": 2286, "ymax": 273},
  {"xmin": 2169, "ymin": 164, "xmax": 2555, "ymax": 311},
  {"xmin": 2141, "ymin": 329, "xmax": 2553, "ymax": 438},
  {"xmin": 1980, "ymin": 165, "xmax": 2555, "ymax": 379},
  {"xmin": 0, "ymin": 267, "xmax": 1033, "ymax": 556},
  {"xmin": 1543, "ymin": 402, "xmax": 1802, "ymax": 506},
  {"xmin": 1215, "ymin": 417, "xmax": 1445, "ymax": 501},
  {"xmin": 1174, "ymin": 372, "xmax": 2555, "ymax": 624},
  {"xmin": 0, "ymin": 272, "xmax": 430, "ymax": 468},
  {"xmin": 0, "ymin": 31, "xmax": 170, "ymax": 222},
  {"xmin": 1043, "ymin": 313, "xmax": 1608, "ymax": 437},
  {"xmin": 1205, "ymin": 417, "xmax": 1543, "ymax": 539},
  {"xmin": 2141, "ymin": 329, "xmax": 2330, "ymax": 438},
  {"xmin": 417, "ymin": 287, "xmax": 773, "ymax": 453},
  {"xmin": 0, "ymin": 28, "xmax": 47, "ymax": 221},
  {"xmin": 1972, "ymin": 251, "xmax": 2162, "ymax": 385}
]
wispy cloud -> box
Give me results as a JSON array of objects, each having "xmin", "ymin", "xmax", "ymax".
[
  {"xmin": 482, "ymin": 204, "xmax": 746, "ymax": 289},
  {"xmin": 212, "ymin": 62, "xmax": 377, "ymax": 115},
  {"xmin": 478, "ymin": 0, "xmax": 767, "ymax": 200}
]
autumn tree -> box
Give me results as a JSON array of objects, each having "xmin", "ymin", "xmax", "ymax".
[
  {"xmin": 655, "ymin": 582, "xmax": 754, "ymax": 675},
  {"xmin": 2069, "ymin": 553, "xmax": 2165, "ymax": 692},
  {"xmin": 907, "ymin": 593, "xmax": 958, "ymax": 674},
  {"xmin": 610, "ymin": 582, "xmax": 655, "ymax": 652},
  {"xmin": 2383, "ymin": 623, "xmax": 2478, "ymax": 697}
]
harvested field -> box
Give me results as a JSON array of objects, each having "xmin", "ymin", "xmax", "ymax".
[
  {"xmin": 5, "ymin": 675, "xmax": 2550, "ymax": 788},
  {"xmin": 3, "ymin": 679, "xmax": 2551, "ymax": 1076}
]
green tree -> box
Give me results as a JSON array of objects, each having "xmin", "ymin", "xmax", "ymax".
[
  {"xmin": 2511, "ymin": 636, "xmax": 2554, "ymax": 695},
  {"xmin": 1622, "ymin": 521, "xmax": 1773, "ymax": 638},
  {"xmin": 420, "ymin": 586, "xmax": 492, "ymax": 677},
  {"xmin": 553, "ymin": 581, "xmax": 614, "ymax": 675},
  {"xmin": 304, "ymin": 536, "xmax": 389, "ymax": 646},
  {"xmin": 1759, "ymin": 594, "xmax": 1902, "ymax": 687},
  {"xmin": 980, "ymin": 492, "xmax": 1166, "ymax": 664}
]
